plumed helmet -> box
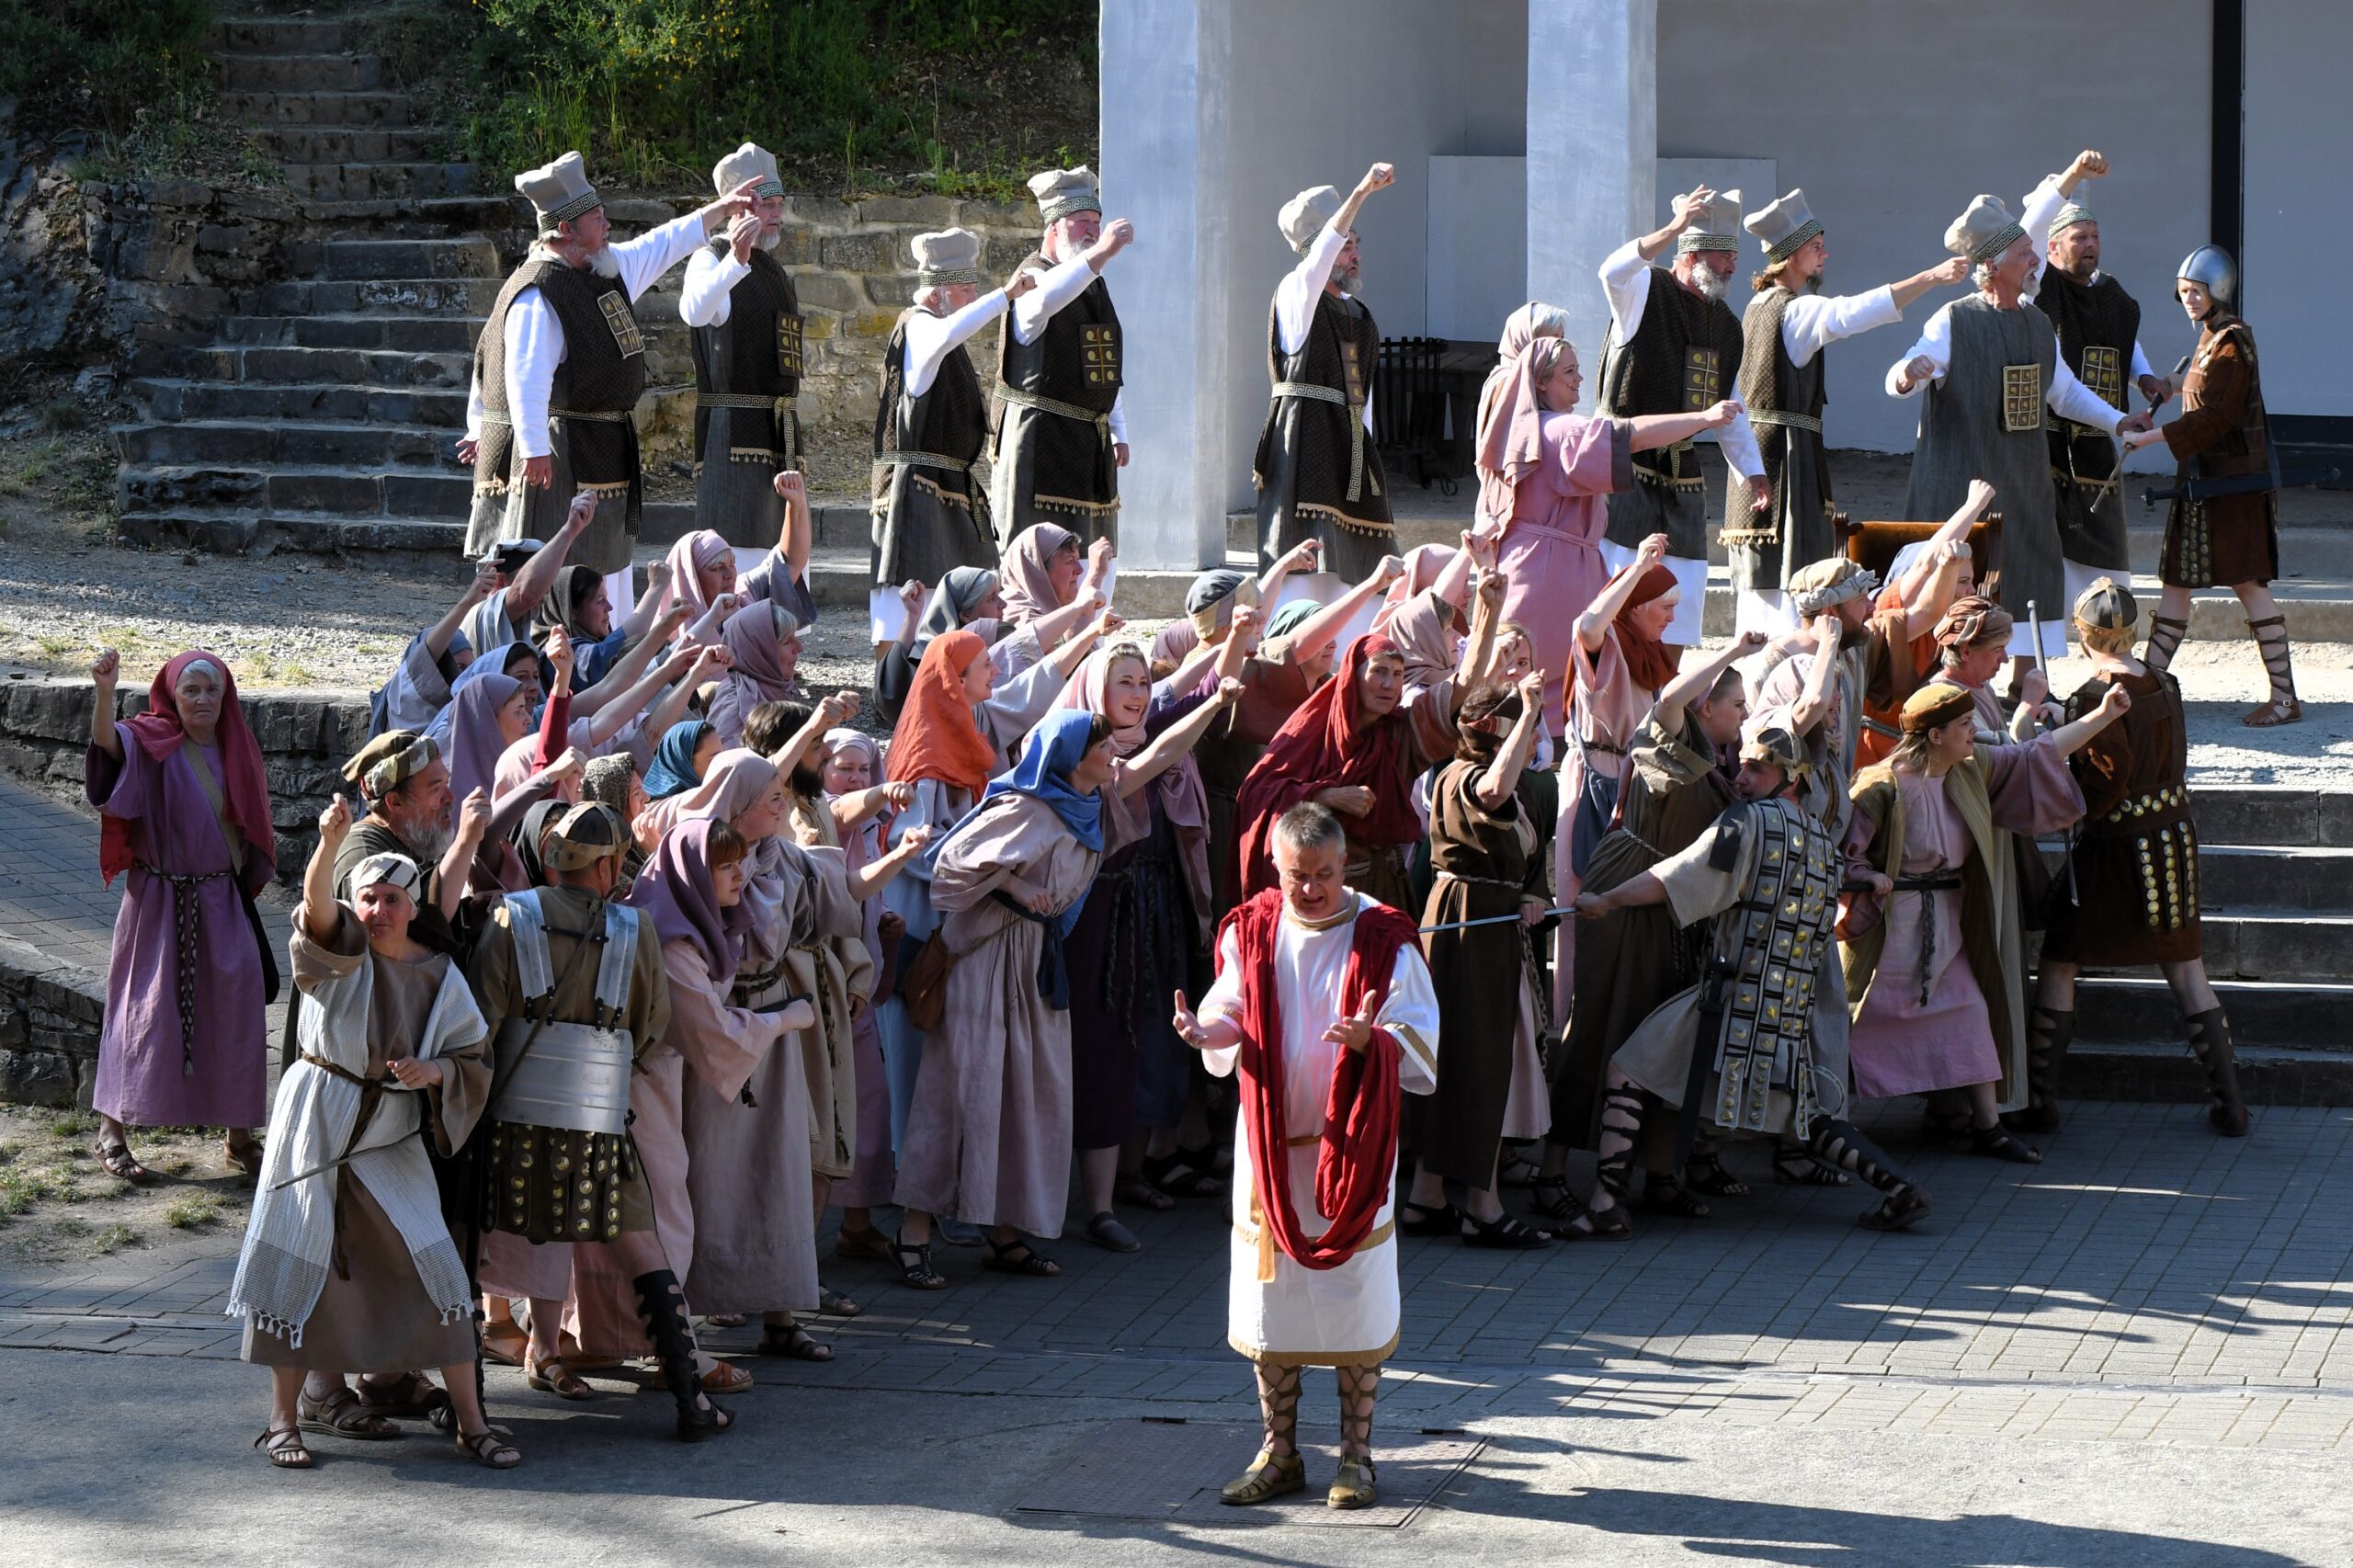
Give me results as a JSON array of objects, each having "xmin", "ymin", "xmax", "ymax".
[{"xmin": 2176, "ymin": 244, "xmax": 2239, "ymax": 312}]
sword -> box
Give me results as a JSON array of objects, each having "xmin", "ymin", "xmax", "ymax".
[
  {"xmin": 2028, "ymin": 599, "xmax": 2047, "ymax": 684},
  {"xmin": 1417, "ymin": 903, "xmax": 1576, "ymax": 935},
  {"xmin": 266, "ymin": 1126, "xmax": 422, "ymax": 1194},
  {"xmin": 2142, "ymin": 465, "xmax": 2340, "ymax": 510}
]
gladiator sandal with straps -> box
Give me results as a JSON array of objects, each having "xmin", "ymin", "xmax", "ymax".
[
  {"xmin": 2144, "ymin": 614, "xmax": 2190, "ymax": 674},
  {"xmin": 1329, "ymin": 1363, "xmax": 1381, "ymax": 1510},
  {"xmin": 2243, "ymin": 616, "xmax": 2302, "ymax": 727},
  {"xmin": 1808, "ymin": 1119, "xmax": 1932, "ymax": 1232},
  {"xmin": 632, "ymin": 1268, "xmax": 733, "ymax": 1442},
  {"xmin": 2006, "ymin": 1006, "xmax": 2075, "ymax": 1135},
  {"xmin": 2186, "ymin": 1006, "xmax": 2251, "ymax": 1136},
  {"xmin": 1222, "ymin": 1364, "xmax": 1306, "ymax": 1506}
]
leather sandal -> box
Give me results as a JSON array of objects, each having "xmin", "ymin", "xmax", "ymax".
[
  {"xmin": 982, "ymin": 1235, "xmax": 1062, "ymax": 1278},
  {"xmin": 756, "ymin": 1324, "xmax": 833, "ymax": 1361},
  {"xmin": 354, "ymin": 1370, "xmax": 449, "ymax": 1420},
  {"xmin": 479, "ymin": 1319, "xmax": 529, "ymax": 1368},
  {"xmin": 816, "ymin": 1285, "xmax": 863, "ymax": 1319},
  {"xmin": 1220, "ymin": 1448, "xmax": 1307, "ymax": 1505},
  {"xmin": 454, "ymin": 1427, "xmax": 523, "ymax": 1469},
  {"xmin": 893, "ymin": 1233, "xmax": 949, "ymax": 1290},
  {"xmin": 1969, "ymin": 1124, "xmax": 2042, "ymax": 1165},
  {"xmin": 1396, "ymin": 1199, "xmax": 1460, "ymax": 1237},
  {"xmin": 523, "ymin": 1350, "xmax": 595, "ymax": 1401},
  {"xmin": 833, "ymin": 1224, "xmax": 897, "ymax": 1264},
  {"xmin": 1859, "ymin": 1186, "xmax": 1933, "ymax": 1233},
  {"xmin": 1327, "ymin": 1456, "xmax": 1378, "ymax": 1510},
  {"xmin": 225, "ymin": 1134, "xmax": 265, "ymax": 1178},
  {"xmin": 297, "ymin": 1386, "xmax": 402, "ymax": 1440},
  {"xmin": 1461, "ymin": 1211, "xmax": 1552, "ymax": 1248},
  {"xmin": 653, "ymin": 1357, "xmax": 756, "ymax": 1392},
  {"xmin": 256, "ymin": 1426, "xmax": 313, "ymax": 1470},
  {"xmin": 92, "ymin": 1138, "xmax": 153, "ymax": 1185}
]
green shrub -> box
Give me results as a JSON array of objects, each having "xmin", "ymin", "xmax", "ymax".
[
  {"xmin": 0, "ymin": 0, "xmax": 214, "ymax": 140},
  {"xmin": 450, "ymin": 0, "xmax": 1096, "ymax": 196}
]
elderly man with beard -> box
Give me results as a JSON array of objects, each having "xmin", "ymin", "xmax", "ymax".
[
  {"xmin": 1254, "ymin": 163, "xmax": 1401, "ymax": 582},
  {"xmin": 680, "ymin": 143, "xmax": 811, "ymax": 572},
  {"xmin": 334, "ymin": 733, "xmax": 494, "ymax": 959},
  {"xmin": 462, "ymin": 151, "xmax": 765, "ymax": 594},
  {"xmin": 990, "ymin": 166, "xmax": 1136, "ymax": 549},
  {"xmin": 2025, "ymin": 150, "xmax": 2173, "ymax": 616},
  {"xmin": 1889, "ymin": 192, "xmax": 2151, "ymax": 683},
  {"xmin": 1726, "ymin": 189, "xmax": 1972, "ymax": 636},
  {"xmin": 1594, "ymin": 185, "xmax": 1766, "ymax": 646}
]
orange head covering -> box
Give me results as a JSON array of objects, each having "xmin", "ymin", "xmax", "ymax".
[{"xmin": 884, "ymin": 629, "xmax": 997, "ymax": 798}]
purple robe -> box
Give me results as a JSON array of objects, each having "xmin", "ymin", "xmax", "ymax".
[
  {"xmin": 86, "ymin": 728, "xmax": 269, "ymax": 1128},
  {"xmin": 1496, "ymin": 412, "xmax": 1632, "ymax": 734}
]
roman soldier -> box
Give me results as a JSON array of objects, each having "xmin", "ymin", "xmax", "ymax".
[
  {"xmin": 1595, "ymin": 185, "xmax": 1766, "ymax": 645},
  {"xmin": 1254, "ymin": 163, "xmax": 1398, "ymax": 582},
  {"xmin": 462, "ymin": 152, "xmax": 761, "ymax": 576},
  {"xmin": 869, "ymin": 229, "xmax": 1035, "ymax": 645},
  {"xmin": 1725, "ymin": 188, "xmax": 1969, "ymax": 634},
  {"xmin": 989, "ymin": 165, "xmax": 1134, "ymax": 550},
  {"xmin": 679, "ymin": 142, "xmax": 805, "ymax": 557},
  {"xmin": 1888, "ymin": 193, "xmax": 2146, "ymax": 675},
  {"xmin": 2025, "ymin": 151, "xmax": 2172, "ymax": 618}
]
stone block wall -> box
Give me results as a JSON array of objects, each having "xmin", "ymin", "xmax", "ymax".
[
  {"xmin": 0, "ymin": 676, "xmax": 370, "ymax": 882},
  {"xmin": 0, "ymin": 936, "xmax": 104, "ymax": 1110}
]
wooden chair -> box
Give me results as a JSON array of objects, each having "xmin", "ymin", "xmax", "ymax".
[{"xmin": 1836, "ymin": 513, "xmax": 2004, "ymax": 600}]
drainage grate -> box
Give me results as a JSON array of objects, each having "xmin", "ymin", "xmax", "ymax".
[{"xmin": 1013, "ymin": 1419, "xmax": 1484, "ymax": 1529}]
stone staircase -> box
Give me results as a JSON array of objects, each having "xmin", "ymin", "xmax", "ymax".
[
  {"xmin": 2066, "ymin": 785, "xmax": 2353, "ymax": 1108},
  {"xmin": 111, "ymin": 4, "xmax": 709, "ymax": 563}
]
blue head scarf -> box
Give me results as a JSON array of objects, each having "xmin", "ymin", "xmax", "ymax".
[
  {"xmin": 974, "ymin": 708, "xmax": 1104, "ymax": 945},
  {"xmin": 644, "ymin": 720, "xmax": 713, "ymax": 801}
]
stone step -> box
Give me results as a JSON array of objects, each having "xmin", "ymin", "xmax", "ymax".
[
  {"xmin": 245, "ymin": 125, "xmax": 449, "ymax": 164},
  {"xmin": 136, "ymin": 343, "xmax": 472, "ymax": 390},
  {"xmin": 2191, "ymin": 786, "xmax": 2353, "ymax": 847},
  {"xmin": 2060, "ymin": 1040, "xmax": 2353, "ymax": 1108},
  {"xmin": 111, "ymin": 420, "xmax": 454, "ymax": 471},
  {"xmin": 252, "ymin": 276, "xmax": 500, "ymax": 316},
  {"xmin": 290, "ymin": 193, "xmax": 523, "ymax": 235},
  {"xmin": 282, "ymin": 236, "xmax": 502, "ymax": 281},
  {"xmin": 125, "ymin": 377, "xmax": 467, "ymax": 428},
  {"xmin": 2075, "ymin": 975, "xmax": 2353, "ymax": 1053},
  {"xmin": 117, "ymin": 509, "xmax": 476, "ymax": 560},
  {"xmin": 2190, "ymin": 845, "xmax": 2353, "ymax": 912},
  {"xmin": 211, "ymin": 16, "xmax": 366, "ymax": 53},
  {"xmin": 217, "ymin": 314, "xmax": 477, "ymax": 354},
  {"xmin": 118, "ymin": 463, "xmax": 472, "ymax": 519},
  {"xmin": 215, "ymin": 51, "xmax": 386, "ymax": 92},
  {"xmin": 2180, "ymin": 910, "xmax": 2353, "ymax": 983},
  {"xmin": 222, "ymin": 88, "xmax": 423, "ymax": 127},
  {"xmin": 278, "ymin": 161, "xmax": 478, "ymax": 200}
]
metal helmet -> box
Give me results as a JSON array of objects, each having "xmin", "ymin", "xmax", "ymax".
[{"xmin": 2176, "ymin": 244, "xmax": 2239, "ymax": 312}]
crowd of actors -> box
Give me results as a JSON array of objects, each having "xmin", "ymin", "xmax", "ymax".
[{"xmin": 71, "ymin": 142, "xmax": 2281, "ymax": 1507}]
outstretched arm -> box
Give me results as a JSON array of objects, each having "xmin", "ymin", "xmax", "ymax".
[
  {"xmin": 437, "ymin": 790, "xmax": 491, "ymax": 923},
  {"xmin": 1656, "ymin": 630, "xmax": 1766, "ymax": 734},
  {"xmin": 302, "ymin": 797, "xmax": 352, "ymax": 942},
  {"xmin": 1474, "ymin": 670, "xmax": 1548, "ymax": 809},
  {"xmin": 1574, "ymin": 533, "xmax": 1666, "ymax": 653},
  {"xmin": 430, "ymin": 561, "xmax": 504, "ymax": 662},
  {"xmin": 1272, "ymin": 555, "xmax": 1404, "ymax": 667},
  {"xmin": 1895, "ymin": 478, "xmax": 1994, "ymax": 642},
  {"xmin": 1118, "ymin": 680, "xmax": 1242, "ymax": 795},
  {"xmin": 1788, "ymin": 615, "xmax": 1844, "ymax": 737}
]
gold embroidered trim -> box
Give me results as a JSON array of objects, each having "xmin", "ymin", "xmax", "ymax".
[
  {"xmin": 1033, "ymin": 492, "xmax": 1121, "ymax": 518},
  {"xmin": 1290, "ymin": 501, "xmax": 1395, "ymax": 538},
  {"xmin": 1229, "ymin": 1329, "xmax": 1401, "ymax": 1370}
]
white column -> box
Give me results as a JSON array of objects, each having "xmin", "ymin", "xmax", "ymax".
[
  {"xmin": 1099, "ymin": 0, "xmax": 1233, "ymax": 571},
  {"xmin": 1526, "ymin": 0, "xmax": 1657, "ymax": 361}
]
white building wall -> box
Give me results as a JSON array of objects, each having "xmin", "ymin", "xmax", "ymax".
[
  {"xmin": 2244, "ymin": 2, "xmax": 2353, "ymax": 417},
  {"xmin": 1655, "ymin": 0, "xmax": 2210, "ymax": 461},
  {"xmin": 1219, "ymin": 0, "xmax": 1527, "ymax": 513}
]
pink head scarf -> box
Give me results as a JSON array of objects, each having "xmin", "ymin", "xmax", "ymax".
[
  {"xmin": 621, "ymin": 817, "xmax": 756, "ymax": 989},
  {"xmin": 99, "ymin": 650, "xmax": 276, "ymax": 888},
  {"xmin": 658, "ymin": 529, "xmax": 735, "ymax": 628},
  {"xmin": 1051, "ymin": 642, "xmax": 1214, "ymax": 937},
  {"xmin": 998, "ymin": 523, "xmax": 1077, "ymax": 625},
  {"xmin": 1475, "ymin": 333, "xmax": 1571, "ymax": 531}
]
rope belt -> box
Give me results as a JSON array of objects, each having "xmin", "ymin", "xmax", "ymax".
[
  {"xmin": 136, "ymin": 859, "xmax": 232, "ymax": 1078},
  {"xmin": 1892, "ymin": 869, "xmax": 1964, "ymax": 1008},
  {"xmin": 298, "ymin": 1052, "xmax": 384, "ymax": 1088},
  {"xmin": 1749, "ymin": 409, "xmax": 1823, "ymax": 434},
  {"xmin": 876, "ymin": 449, "xmax": 975, "ymax": 476},
  {"xmin": 1272, "ymin": 380, "xmax": 1380, "ymax": 503},
  {"xmin": 996, "ymin": 384, "xmax": 1112, "ymax": 432},
  {"xmin": 698, "ymin": 392, "xmax": 793, "ymax": 412},
  {"xmin": 550, "ymin": 408, "xmax": 630, "ymax": 423}
]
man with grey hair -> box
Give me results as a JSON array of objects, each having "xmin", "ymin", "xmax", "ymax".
[
  {"xmin": 1888, "ymin": 190, "xmax": 2151, "ymax": 677},
  {"xmin": 463, "ymin": 153, "xmax": 763, "ymax": 585},
  {"xmin": 1254, "ymin": 163, "xmax": 1398, "ymax": 581},
  {"xmin": 1726, "ymin": 188, "xmax": 1971, "ymax": 636},
  {"xmin": 1596, "ymin": 184, "xmax": 1767, "ymax": 646},
  {"xmin": 990, "ymin": 166, "xmax": 1136, "ymax": 549},
  {"xmin": 679, "ymin": 142, "xmax": 808, "ymax": 564},
  {"xmin": 2022, "ymin": 150, "xmax": 2174, "ymax": 616},
  {"xmin": 869, "ymin": 227, "xmax": 1039, "ymax": 650}
]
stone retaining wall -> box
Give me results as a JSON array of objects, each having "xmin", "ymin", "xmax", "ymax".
[
  {"xmin": 0, "ymin": 676, "xmax": 369, "ymax": 882},
  {"xmin": 0, "ymin": 935, "xmax": 105, "ymax": 1110}
]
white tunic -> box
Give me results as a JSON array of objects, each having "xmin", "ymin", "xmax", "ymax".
[{"xmin": 1199, "ymin": 892, "xmax": 1439, "ymax": 1366}]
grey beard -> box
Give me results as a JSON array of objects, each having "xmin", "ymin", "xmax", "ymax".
[
  {"xmin": 756, "ymin": 228, "xmax": 782, "ymax": 253},
  {"xmin": 1331, "ymin": 265, "xmax": 1360, "ymax": 295},
  {"xmin": 585, "ymin": 245, "xmax": 620, "ymax": 279},
  {"xmin": 386, "ymin": 809, "xmax": 454, "ymax": 864},
  {"xmin": 1688, "ymin": 267, "xmax": 1728, "ymax": 303}
]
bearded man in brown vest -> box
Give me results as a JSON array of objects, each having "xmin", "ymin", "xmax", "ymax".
[
  {"xmin": 461, "ymin": 153, "xmax": 761, "ymax": 581},
  {"xmin": 990, "ymin": 165, "xmax": 1135, "ymax": 550},
  {"xmin": 680, "ymin": 142, "xmax": 809, "ymax": 568}
]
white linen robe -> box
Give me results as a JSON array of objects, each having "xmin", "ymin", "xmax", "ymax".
[{"xmin": 1198, "ymin": 892, "xmax": 1439, "ymax": 1367}]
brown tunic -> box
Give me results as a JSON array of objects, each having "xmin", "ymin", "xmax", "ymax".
[
  {"xmin": 244, "ymin": 915, "xmax": 490, "ymax": 1371},
  {"xmin": 1553, "ymin": 710, "xmax": 1733, "ymax": 1155},
  {"xmin": 1195, "ymin": 651, "xmax": 1316, "ymax": 925},
  {"xmin": 2160, "ymin": 318, "xmax": 2279, "ymax": 588},
  {"xmin": 1415, "ymin": 759, "xmax": 1548, "ymax": 1185},
  {"xmin": 2040, "ymin": 666, "xmax": 2201, "ymax": 965}
]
